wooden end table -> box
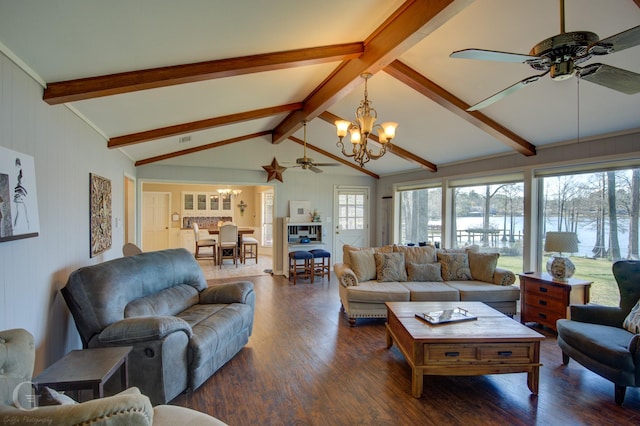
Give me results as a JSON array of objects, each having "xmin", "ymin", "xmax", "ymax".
[
  {"xmin": 33, "ymin": 346, "xmax": 132, "ymax": 400},
  {"xmin": 385, "ymin": 301, "xmax": 544, "ymax": 398},
  {"xmin": 519, "ymin": 272, "xmax": 592, "ymax": 332}
]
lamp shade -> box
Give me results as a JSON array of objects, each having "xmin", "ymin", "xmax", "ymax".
[{"xmin": 544, "ymin": 232, "xmax": 578, "ymax": 254}]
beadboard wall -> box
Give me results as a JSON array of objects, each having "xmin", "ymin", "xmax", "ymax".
[{"xmin": 0, "ymin": 52, "xmax": 136, "ymax": 372}]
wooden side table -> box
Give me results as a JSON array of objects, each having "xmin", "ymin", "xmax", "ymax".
[
  {"xmin": 34, "ymin": 346, "xmax": 132, "ymax": 400},
  {"xmin": 519, "ymin": 272, "xmax": 592, "ymax": 332}
]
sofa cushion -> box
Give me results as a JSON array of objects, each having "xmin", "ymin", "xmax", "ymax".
[
  {"xmin": 406, "ymin": 262, "xmax": 442, "ymax": 282},
  {"xmin": 345, "ymin": 281, "xmax": 410, "ymax": 303},
  {"xmin": 349, "ymin": 250, "xmax": 377, "ymax": 282},
  {"xmin": 437, "ymin": 252, "xmax": 472, "ymax": 280},
  {"xmin": 623, "ymin": 299, "xmax": 640, "ymax": 333},
  {"xmin": 394, "ymin": 245, "xmax": 436, "ymax": 265},
  {"xmin": 343, "ymin": 244, "xmax": 393, "ymax": 266},
  {"xmin": 467, "ymin": 251, "xmax": 499, "ymax": 283},
  {"xmin": 375, "ymin": 252, "xmax": 407, "ymax": 282},
  {"xmin": 445, "ymin": 280, "xmax": 520, "ymax": 303},
  {"xmin": 401, "ymin": 282, "xmax": 459, "ymax": 301},
  {"xmin": 556, "ymin": 320, "xmax": 635, "ymax": 373}
]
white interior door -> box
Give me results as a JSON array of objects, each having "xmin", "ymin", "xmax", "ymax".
[
  {"xmin": 142, "ymin": 192, "xmax": 170, "ymax": 251},
  {"xmin": 333, "ymin": 186, "xmax": 369, "ymax": 263}
]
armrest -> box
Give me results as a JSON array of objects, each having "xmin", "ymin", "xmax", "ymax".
[
  {"xmin": 569, "ymin": 304, "xmax": 627, "ymax": 327},
  {"xmin": 98, "ymin": 316, "xmax": 192, "ymax": 345},
  {"xmin": 199, "ymin": 281, "xmax": 254, "ymax": 305},
  {"xmin": 0, "ymin": 387, "xmax": 153, "ymax": 426},
  {"xmin": 334, "ymin": 263, "xmax": 359, "ymax": 287},
  {"xmin": 493, "ymin": 268, "xmax": 516, "ymax": 286}
]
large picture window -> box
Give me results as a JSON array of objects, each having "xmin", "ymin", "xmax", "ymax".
[
  {"xmin": 451, "ymin": 180, "xmax": 524, "ymax": 271},
  {"xmin": 398, "ymin": 186, "xmax": 441, "ymax": 246},
  {"xmin": 540, "ymin": 168, "xmax": 640, "ymax": 306}
]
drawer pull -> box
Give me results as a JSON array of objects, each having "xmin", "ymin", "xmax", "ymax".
[
  {"xmin": 538, "ymin": 300, "xmax": 547, "ymax": 306},
  {"xmin": 497, "ymin": 351, "xmax": 513, "ymax": 357},
  {"xmin": 538, "ymin": 312, "xmax": 547, "ymax": 319},
  {"xmin": 539, "ymin": 287, "xmax": 548, "ymax": 293},
  {"xmin": 445, "ymin": 351, "xmax": 460, "ymax": 357}
]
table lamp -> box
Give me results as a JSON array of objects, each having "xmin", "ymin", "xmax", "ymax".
[{"xmin": 544, "ymin": 231, "xmax": 579, "ymax": 281}]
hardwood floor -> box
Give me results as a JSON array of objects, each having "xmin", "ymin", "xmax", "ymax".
[{"xmin": 171, "ymin": 274, "xmax": 640, "ymax": 425}]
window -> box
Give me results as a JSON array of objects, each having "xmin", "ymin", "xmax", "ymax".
[
  {"xmin": 451, "ymin": 181, "xmax": 524, "ymax": 271},
  {"xmin": 398, "ymin": 186, "xmax": 442, "ymax": 246},
  {"xmin": 261, "ymin": 191, "xmax": 274, "ymax": 246},
  {"xmin": 539, "ymin": 168, "xmax": 640, "ymax": 306},
  {"xmin": 338, "ymin": 193, "xmax": 365, "ymax": 230}
]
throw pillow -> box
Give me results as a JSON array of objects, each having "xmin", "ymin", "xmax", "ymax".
[
  {"xmin": 437, "ymin": 252, "xmax": 472, "ymax": 281},
  {"xmin": 623, "ymin": 299, "xmax": 640, "ymax": 334},
  {"xmin": 39, "ymin": 386, "xmax": 78, "ymax": 406},
  {"xmin": 467, "ymin": 251, "xmax": 500, "ymax": 282},
  {"xmin": 406, "ymin": 262, "xmax": 443, "ymax": 282},
  {"xmin": 349, "ymin": 249, "xmax": 377, "ymax": 282},
  {"xmin": 374, "ymin": 252, "xmax": 407, "ymax": 282}
]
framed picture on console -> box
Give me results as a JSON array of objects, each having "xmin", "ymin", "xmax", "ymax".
[{"xmin": 0, "ymin": 145, "xmax": 40, "ymax": 243}]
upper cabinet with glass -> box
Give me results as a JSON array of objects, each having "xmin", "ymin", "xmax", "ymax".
[{"xmin": 182, "ymin": 191, "xmax": 233, "ymax": 217}]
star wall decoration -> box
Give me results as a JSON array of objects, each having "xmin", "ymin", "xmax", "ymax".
[{"xmin": 262, "ymin": 157, "xmax": 286, "ymax": 182}]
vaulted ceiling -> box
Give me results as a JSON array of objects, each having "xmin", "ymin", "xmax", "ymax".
[{"xmin": 1, "ymin": 0, "xmax": 639, "ymax": 179}]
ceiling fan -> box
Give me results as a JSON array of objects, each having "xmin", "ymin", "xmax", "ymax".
[
  {"xmin": 450, "ymin": 0, "xmax": 640, "ymax": 111},
  {"xmin": 287, "ymin": 121, "xmax": 339, "ymax": 173}
]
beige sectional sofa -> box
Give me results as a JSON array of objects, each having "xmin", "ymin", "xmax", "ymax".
[{"xmin": 334, "ymin": 244, "xmax": 519, "ymax": 326}]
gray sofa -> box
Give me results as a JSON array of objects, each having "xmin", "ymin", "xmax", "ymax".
[
  {"xmin": 335, "ymin": 244, "xmax": 519, "ymax": 326},
  {"xmin": 62, "ymin": 248, "xmax": 255, "ymax": 405}
]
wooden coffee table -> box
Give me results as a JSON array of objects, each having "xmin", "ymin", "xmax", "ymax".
[{"xmin": 385, "ymin": 301, "xmax": 544, "ymax": 398}]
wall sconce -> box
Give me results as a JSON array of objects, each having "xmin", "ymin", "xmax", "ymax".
[{"xmin": 238, "ymin": 200, "xmax": 248, "ymax": 216}]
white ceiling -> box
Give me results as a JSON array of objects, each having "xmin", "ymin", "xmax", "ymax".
[{"xmin": 1, "ymin": 0, "xmax": 639, "ymax": 179}]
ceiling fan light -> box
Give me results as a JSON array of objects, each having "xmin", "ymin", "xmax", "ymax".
[{"xmin": 335, "ymin": 120, "xmax": 350, "ymax": 138}]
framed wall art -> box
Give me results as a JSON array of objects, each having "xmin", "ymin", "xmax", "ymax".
[
  {"xmin": 289, "ymin": 200, "xmax": 311, "ymax": 223},
  {"xmin": 0, "ymin": 146, "xmax": 40, "ymax": 242},
  {"xmin": 90, "ymin": 173, "xmax": 112, "ymax": 257}
]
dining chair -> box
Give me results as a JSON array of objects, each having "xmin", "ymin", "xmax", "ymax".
[
  {"xmin": 242, "ymin": 235, "xmax": 259, "ymax": 264},
  {"xmin": 193, "ymin": 222, "xmax": 216, "ymax": 263},
  {"xmin": 218, "ymin": 223, "xmax": 238, "ymax": 268}
]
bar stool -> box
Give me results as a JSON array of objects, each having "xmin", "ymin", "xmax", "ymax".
[
  {"xmin": 288, "ymin": 251, "xmax": 313, "ymax": 285},
  {"xmin": 242, "ymin": 236, "xmax": 259, "ymax": 264},
  {"xmin": 309, "ymin": 249, "xmax": 331, "ymax": 281}
]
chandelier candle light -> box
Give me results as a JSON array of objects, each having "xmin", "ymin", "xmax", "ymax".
[
  {"xmin": 335, "ymin": 73, "xmax": 397, "ymax": 168},
  {"xmin": 544, "ymin": 231, "xmax": 579, "ymax": 281}
]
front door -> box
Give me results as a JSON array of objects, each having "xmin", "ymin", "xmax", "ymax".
[
  {"xmin": 333, "ymin": 186, "xmax": 369, "ymax": 263},
  {"xmin": 142, "ymin": 192, "xmax": 170, "ymax": 251}
]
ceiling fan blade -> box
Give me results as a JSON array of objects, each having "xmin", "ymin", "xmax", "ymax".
[
  {"xmin": 589, "ymin": 24, "xmax": 640, "ymax": 55},
  {"xmin": 578, "ymin": 63, "xmax": 640, "ymax": 94},
  {"xmin": 450, "ymin": 48, "xmax": 539, "ymax": 63},
  {"xmin": 467, "ymin": 71, "xmax": 549, "ymax": 111},
  {"xmin": 313, "ymin": 163, "xmax": 340, "ymax": 167},
  {"xmin": 309, "ymin": 166, "xmax": 323, "ymax": 174}
]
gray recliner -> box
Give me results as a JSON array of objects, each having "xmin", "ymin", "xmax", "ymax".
[
  {"xmin": 61, "ymin": 248, "xmax": 255, "ymax": 405},
  {"xmin": 556, "ymin": 260, "xmax": 640, "ymax": 405}
]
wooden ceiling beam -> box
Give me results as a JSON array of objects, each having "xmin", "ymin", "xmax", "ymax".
[
  {"xmin": 134, "ymin": 131, "xmax": 270, "ymax": 166},
  {"xmin": 43, "ymin": 43, "xmax": 364, "ymax": 104},
  {"xmin": 288, "ymin": 135, "xmax": 379, "ymax": 179},
  {"xmin": 109, "ymin": 103, "xmax": 301, "ymax": 148},
  {"xmin": 318, "ymin": 111, "xmax": 437, "ymax": 172},
  {"xmin": 384, "ymin": 60, "xmax": 537, "ymax": 156},
  {"xmin": 271, "ymin": 0, "xmax": 473, "ymax": 145}
]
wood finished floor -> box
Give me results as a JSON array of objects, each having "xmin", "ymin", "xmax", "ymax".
[{"xmin": 171, "ymin": 274, "xmax": 640, "ymax": 426}]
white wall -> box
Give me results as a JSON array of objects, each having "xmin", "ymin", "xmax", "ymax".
[{"xmin": 0, "ymin": 52, "xmax": 136, "ymax": 372}]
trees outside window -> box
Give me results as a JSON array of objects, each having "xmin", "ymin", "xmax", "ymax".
[{"xmin": 398, "ymin": 187, "xmax": 441, "ymax": 246}]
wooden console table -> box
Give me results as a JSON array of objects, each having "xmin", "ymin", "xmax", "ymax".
[
  {"xmin": 33, "ymin": 346, "xmax": 132, "ymax": 400},
  {"xmin": 519, "ymin": 272, "xmax": 591, "ymax": 332}
]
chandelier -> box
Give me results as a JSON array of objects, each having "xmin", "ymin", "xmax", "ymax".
[
  {"xmin": 334, "ymin": 73, "xmax": 398, "ymax": 168},
  {"xmin": 217, "ymin": 188, "xmax": 242, "ymax": 197}
]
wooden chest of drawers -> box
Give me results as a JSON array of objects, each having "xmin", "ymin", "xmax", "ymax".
[{"xmin": 519, "ymin": 272, "xmax": 591, "ymax": 332}]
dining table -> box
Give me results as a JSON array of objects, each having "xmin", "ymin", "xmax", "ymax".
[{"xmin": 208, "ymin": 226, "xmax": 255, "ymax": 258}]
